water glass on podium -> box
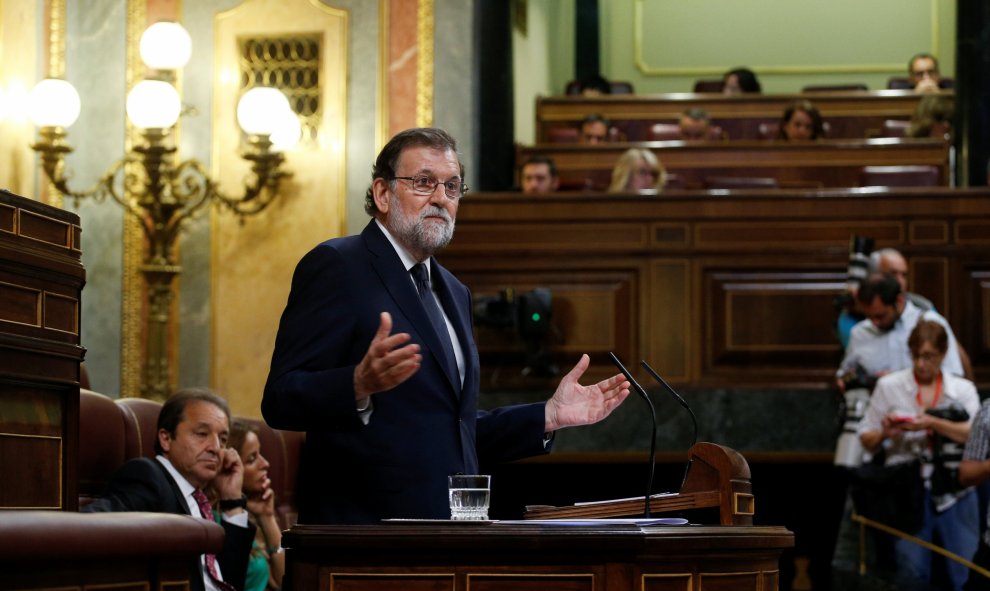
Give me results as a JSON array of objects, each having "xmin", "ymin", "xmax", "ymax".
[{"xmin": 448, "ymin": 474, "xmax": 490, "ymax": 520}]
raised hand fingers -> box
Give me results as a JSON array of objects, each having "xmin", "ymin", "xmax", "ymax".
[{"xmin": 354, "ymin": 312, "xmax": 422, "ymax": 397}]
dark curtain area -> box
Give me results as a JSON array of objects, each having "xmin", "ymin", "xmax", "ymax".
[
  {"xmin": 956, "ymin": 0, "xmax": 990, "ymax": 186},
  {"xmin": 575, "ymin": 0, "xmax": 600, "ymax": 82},
  {"xmin": 474, "ymin": 0, "xmax": 515, "ymax": 191}
]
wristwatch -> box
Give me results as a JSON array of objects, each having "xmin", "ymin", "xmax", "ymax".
[{"xmin": 218, "ymin": 494, "xmax": 248, "ymax": 511}]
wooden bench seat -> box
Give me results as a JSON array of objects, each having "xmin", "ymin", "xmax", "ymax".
[{"xmin": 517, "ymin": 138, "xmax": 950, "ymax": 190}]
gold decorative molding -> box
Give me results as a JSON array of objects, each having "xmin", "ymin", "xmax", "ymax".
[
  {"xmin": 633, "ymin": 0, "xmax": 940, "ymax": 77},
  {"xmin": 46, "ymin": 0, "xmax": 65, "ymax": 78},
  {"xmin": 43, "ymin": 0, "xmax": 67, "ymax": 209},
  {"xmin": 416, "ymin": 0, "xmax": 433, "ymax": 127},
  {"xmin": 377, "ymin": 0, "xmax": 389, "ymax": 150},
  {"xmin": 120, "ymin": 0, "xmax": 147, "ymax": 398}
]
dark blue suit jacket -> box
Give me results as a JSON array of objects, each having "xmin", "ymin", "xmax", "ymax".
[
  {"xmin": 81, "ymin": 457, "xmax": 255, "ymax": 591},
  {"xmin": 262, "ymin": 220, "xmax": 548, "ymax": 524}
]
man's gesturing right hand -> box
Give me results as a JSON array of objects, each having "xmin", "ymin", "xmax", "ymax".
[{"xmin": 353, "ymin": 312, "xmax": 422, "ymax": 400}]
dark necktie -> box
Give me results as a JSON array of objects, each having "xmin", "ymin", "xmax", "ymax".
[
  {"xmin": 191, "ymin": 489, "xmax": 238, "ymax": 591},
  {"xmin": 411, "ymin": 262, "xmax": 459, "ymax": 382}
]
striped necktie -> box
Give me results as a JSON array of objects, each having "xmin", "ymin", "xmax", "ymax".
[{"xmin": 191, "ymin": 488, "xmax": 237, "ymax": 591}]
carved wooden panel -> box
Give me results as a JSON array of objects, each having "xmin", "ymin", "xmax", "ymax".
[
  {"xmin": 455, "ymin": 268, "xmax": 639, "ymax": 385},
  {"xmin": 468, "ymin": 573, "xmax": 595, "ymax": 591},
  {"xmin": 641, "ymin": 573, "xmax": 693, "ymax": 591},
  {"xmin": 0, "ymin": 190, "xmax": 84, "ymax": 511},
  {"xmin": 912, "ymin": 257, "xmax": 949, "ymax": 316},
  {"xmin": 328, "ymin": 574, "xmax": 454, "ymax": 591},
  {"xmin": 703, "ymin": 270, "xmax": 845, "ymax": 380},
  {"xmin": 453, "ymin": 223, "xmax": 649, "ymax": 253},
  {"xmin": 648, "ymin": 260, "xmax": 689, "ymax": 381},
  {"xmin": 961, "ymin": 269, "xmax": 990, "ymax": 377},
  {"xmin": 695, "ymin": 221, "xmax": 903, "ymax": 250}
]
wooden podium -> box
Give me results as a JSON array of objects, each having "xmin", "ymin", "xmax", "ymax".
[
  {"xmin": 283, "ymin": 522, "xmax": 793, "ymax": 591},
  {"xmin": 282, "ymin": 445, "xmax": 791, "ymax": 591},
  {"xmin": 524, "ymin": 442, "xmax": 755, "ymax": 525}
]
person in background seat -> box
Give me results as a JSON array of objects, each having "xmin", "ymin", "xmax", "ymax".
[
  {"xmin": 520, "ymin": 155, "xmax": 559, "ymax": 195},
  {"xmin": 777, "ymin": 100, "xmax": 825, "ymax": 141},
  {"xmin": 223, "ymin": 420, "xmax": 284, "ymax": 591},
  {"xmin": 579, "ymin": 113, "xmax": 611, "ymax": 145},
  {"xmin": 607, "ymin": 148, "xmax": 667, "ymax": 194},
  {"xmin": 722, "ymin": 67, "xmax": 761, "ymax": 95},
  {"xmin": 908, "ymin": 52, "xmax": 942, "ymax": 93}
]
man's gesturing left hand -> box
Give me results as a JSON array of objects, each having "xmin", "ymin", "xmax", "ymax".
[{"xmin": 544, "ymin": 354, "xmax": 631, "ymax": 433}]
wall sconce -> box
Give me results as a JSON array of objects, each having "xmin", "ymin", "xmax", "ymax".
[{"xmin": 28, "ymin": 21, "xmax": 298, "ymax": 400}]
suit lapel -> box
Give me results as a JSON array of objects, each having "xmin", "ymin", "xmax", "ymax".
[
  {"xmin": 431, "ymin": 259, "xmax": 472, "ymax": 393},
  {"xmin": 151, "ymin": 457, "xmax": 193, "ymax": 516},
  {"xmin": 363, "ymin": 222, "xmax": 461, "ymax": 394}
]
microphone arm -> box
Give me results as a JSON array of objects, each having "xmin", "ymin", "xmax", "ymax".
[
  {"xmin": 640, "ymin": 360, "xmax": 698, "ymax": 489},
  {"xmin": 640, "ymin": 360, "xmax": 698, "ymax": 446},
  {"xmin": 608, "ymin": 352, "xmax": 657, "ymax": 518}
]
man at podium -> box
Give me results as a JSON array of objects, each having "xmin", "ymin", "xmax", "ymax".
[{"xmin": 262, "ymin": 128, "xmax": 631, "ymax": 524}]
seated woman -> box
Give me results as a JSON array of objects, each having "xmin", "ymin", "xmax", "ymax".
[
  {"xmin": 607, "ymin": 148, "xmax": 667, "ymax": 194},
  {"xmin": 226, "ymin": 421, "xmax": 285, "ymax": 591},
  {"xmin": 722, "ymin": 67, "xmax": 761, "ymax": 95},
  {"xmin": 907, "ymin": 95, "xmax": 954, "ymax": 140},
  {"xmin": 776, "ymin": 100, "xmax": 825, "ymax": 140},
  {"xmin": 857, "ymin": 320, "xmax": 980, "ymax": 591}
]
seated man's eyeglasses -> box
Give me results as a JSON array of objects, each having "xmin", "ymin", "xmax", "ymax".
[{"xmin": 393, "ymin": 175, "xmax": 467, "ymax": 200}]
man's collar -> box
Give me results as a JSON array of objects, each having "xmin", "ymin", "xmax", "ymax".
[
  {"xmin": 375, "ymin": 218, "xmax": 429, "ymax": 276},
  {"xmin": 156, "ymin": 455, "xmax": 197, "ymax": 499}
]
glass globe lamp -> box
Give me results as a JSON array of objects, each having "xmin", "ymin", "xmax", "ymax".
[{"xmin": 27, "ymin": 78, "xmax": 82, "ymax": 128}]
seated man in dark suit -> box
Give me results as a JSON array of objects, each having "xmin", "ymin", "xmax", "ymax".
[{"xmin": 83, "ymin": 388, "xmax": 255, "ymax": 591}]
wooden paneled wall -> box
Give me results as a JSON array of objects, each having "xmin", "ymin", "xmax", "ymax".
[{"xmin": 441, "ymin": 188, "xmax": 990, "ymax": 390}]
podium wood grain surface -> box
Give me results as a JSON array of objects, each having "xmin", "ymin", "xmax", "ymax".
[{"xmin": 283, "ymin": 522, "xmax": 793, "ymax": 591}]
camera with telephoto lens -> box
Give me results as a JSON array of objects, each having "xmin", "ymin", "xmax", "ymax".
[
  {"xmin": 834, "ymin": 364, "xmax": 877, "ymax": 468},
  {"xmin": 846, "ymin": 235, "xmax": 874, "ymax": 288},
  {"xmin": 925, "ymin": 404, "xmax": 970, "ymax": 496},
  {"xmin": 834, "ymin": 235, "xmax": 875, "ymax": 317}
]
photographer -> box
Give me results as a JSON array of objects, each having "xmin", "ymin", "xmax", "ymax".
[
  {"xmin": 961, "ymin": 401, "xmax": 990, "ymax": 590},
  {"xmin": 858, "ymin": 320, "xmax": 979, "ymax": 591}
]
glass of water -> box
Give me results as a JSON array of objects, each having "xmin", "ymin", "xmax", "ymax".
[{"xmin": 448, "ymin": 474, "xmax": 490, "ymax": 520}]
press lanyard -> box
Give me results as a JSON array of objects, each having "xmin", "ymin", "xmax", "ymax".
[{"xmin": 914, "ymin": 372, "xmax": 943, "ymax": 410}]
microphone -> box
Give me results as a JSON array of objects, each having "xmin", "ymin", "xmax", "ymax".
[
  {"xmin": 608, "ymin": 352, "xmax": 657, "ymax": 518},
  {"xmin": 640, "ymin": 360, "xmax": 698, "ymax": 488}
]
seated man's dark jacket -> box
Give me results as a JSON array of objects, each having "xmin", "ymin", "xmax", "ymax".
[{"xmin": 81, "ymin": 457, "xmax": 255, "ymax": 591}]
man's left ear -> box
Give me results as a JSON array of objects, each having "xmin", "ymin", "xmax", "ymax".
[
  {"xmin": 372, "ymin": 178, "xmax": 391, "ymax": 214},
  {"xmin": 158, "ymin": 428, "xmax": 172, "ymax": 453}
]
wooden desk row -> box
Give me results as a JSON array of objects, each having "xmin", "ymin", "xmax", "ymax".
[
  {"xmin": 536, "ymin": 91, "xmax": 947, "ymax": 142},
  {"xmin": 441, "ymin": 188, "xmax": 990, "ymax": 390},
  {"xmin": 517, "ymin": 138, "xmax": 950, "ymax": 190}
]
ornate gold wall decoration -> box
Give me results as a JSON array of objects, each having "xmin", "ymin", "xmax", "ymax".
[
  {"xmin": 41, "ymin": 0, "xmax": 66, "ymax": 208},
  {"xmin": 212, "ymin": 0, "xmax": 348, "ymax": 417},
  {"xmin": 416, "ymin": 0, "xmax": 434, "ymax": 127},
  {"xmin": 239, "ymin": 35, "xmax": 322, "ymax": 143},
  {"xmin": 120, "ymin": 0, "xmax": 149, "ymax": 398}
]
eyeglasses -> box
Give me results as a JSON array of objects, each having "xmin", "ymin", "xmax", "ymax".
[
  {"xmin": 912, "ymin": 351, "xmax": 942, "ymax": 363},
  {"xmin": 393, "ymin": 175, "xmax": 467, "ymax": 200}
]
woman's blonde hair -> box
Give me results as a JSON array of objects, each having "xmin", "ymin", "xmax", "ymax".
[{"xmin": 607, "ymin": 148, "xmax": 667, "ymax": 193}]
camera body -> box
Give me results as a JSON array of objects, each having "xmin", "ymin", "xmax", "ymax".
[
  {"xmin": 835, "ymin": 387, "xmax": 871, "ymax": 468},
  {"xmin": 926, "ymin": 404, "xmax": 970, "ymax": 496},
  {"xmin": 846, "ymin": 235, "xmax": 875, "ymax": 290}
]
